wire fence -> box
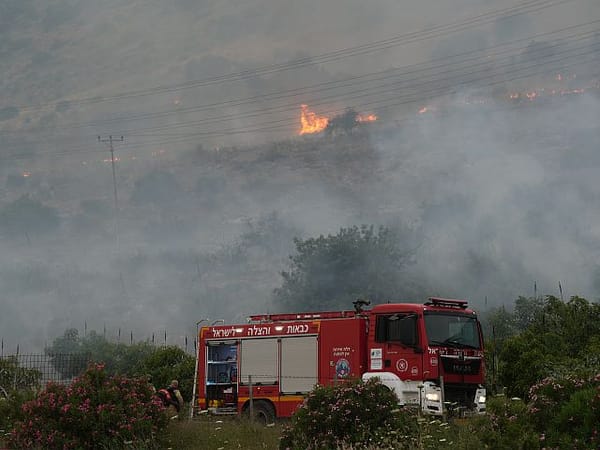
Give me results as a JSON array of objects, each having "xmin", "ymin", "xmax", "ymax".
[
  {"xmin": 0, "ymin": 353, "xmax": 90, "ymax": 392},
  {"xmin": 0, "ymin": 331, "xmax": 197, "ymax": 358}
]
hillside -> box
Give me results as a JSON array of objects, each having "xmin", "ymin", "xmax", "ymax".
[{"xmin": 1, "ymin": 0, "xmax": 600, "ymax": 351}]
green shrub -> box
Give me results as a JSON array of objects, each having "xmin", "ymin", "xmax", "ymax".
[
  {"xmin": 7, "ymin": 364, "xmax": 168, "ymax": 449},
  {"xmin": 480, "ymin": 396, "xmax": 540, "ymax": 450},
  {"xmin": 279, "ymin": 378, "xmax": 419, "ymax": 450},
  {"xmin": 0, "ymin": 389, "xmax": 36, "ymax": 432},
  {"xmin": 0, "ymin": 358, "xmax": 40, "ymax": 432},
  {"xmin": 528, "ymin": 372, "xmax": 600, "ymax": 448},
  {"xmin": 138, "ymin": 346, "xmax": 195, "ymax": 402}
]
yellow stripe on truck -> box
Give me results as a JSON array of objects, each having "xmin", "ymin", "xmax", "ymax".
[{"xmin": 238, "ymin": 395, "xmax": 305, "ymax": 403}]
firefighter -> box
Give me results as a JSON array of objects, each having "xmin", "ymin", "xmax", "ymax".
[{"xmin": 157, "ymin": 380, "xmax": 184, "ymax": 418}]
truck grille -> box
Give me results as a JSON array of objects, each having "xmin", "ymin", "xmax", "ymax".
[{"xmin": 440, "ymin": 356, "xmax": 481, "ymax": 375}]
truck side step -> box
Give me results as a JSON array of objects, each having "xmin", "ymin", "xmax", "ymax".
[{"xmin": 209, "ymin": 406, "xmax": 238, "ymax": 415}]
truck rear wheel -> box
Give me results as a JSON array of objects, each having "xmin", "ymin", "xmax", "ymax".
[{"xmin": 245, "ymin": 400, "xmax": 275, "ymax": 425}]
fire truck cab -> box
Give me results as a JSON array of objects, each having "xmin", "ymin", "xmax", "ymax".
[
  {"xmin": 362, "ymin": 298, "xmax": 486, "ymax": 415},
  {"xmin": 193, "ymin": 297, "xmax": 486, "ymax": 421}
]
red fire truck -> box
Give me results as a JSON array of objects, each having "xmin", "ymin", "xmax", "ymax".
[{"xmin": 193, "ymin": 298, "xmax": 486, "ymax": 422}]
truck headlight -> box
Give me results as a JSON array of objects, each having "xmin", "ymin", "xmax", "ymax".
[
  {"xmin": 478, "ymin": 395, "xmax": 486, "ymax": 403},
  {"xmin": 426, "ymin": 392, "xmax": 440, "ymax": 402}
]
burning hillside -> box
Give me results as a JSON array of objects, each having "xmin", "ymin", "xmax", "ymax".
[
  {"xmin": 299, "ymin": 104, "xmax": 329, "ymax": 135},
  {"xmin": 299, "ymin": 105, "xmax": 377, "ymax": 135}
]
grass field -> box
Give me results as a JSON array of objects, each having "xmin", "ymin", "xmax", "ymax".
[{"xmin": 158, "ymin": 416, "xmax": 283, "ymax": 450}]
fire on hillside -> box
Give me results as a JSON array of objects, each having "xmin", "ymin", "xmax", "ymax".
[{"xmin": 299, "ymin": 104, "xmax": 377, "ymax": 135}]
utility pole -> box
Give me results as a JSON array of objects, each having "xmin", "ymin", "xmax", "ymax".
[{"xmin": 98, "ymin": 135, "xmax": 123, "ymax": 247}]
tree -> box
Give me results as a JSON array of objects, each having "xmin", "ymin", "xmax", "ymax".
[
  {"xmin": 513, "ymin": 295, "xmax": 545, "ymax": 331},
  {"xmin": 325, "ymin": 108, "xmax": 359, "ymax": 135},
  {"xmin": 498, "ymin": 296, "xmax": 600, "ymax": 398},
  {"xmin": 45, "ymin": 329, "xmax": 155, "ymax": 379},
  {"xmin": 44, "ymin": 328, "xmax": 89, "ymax": 378},
  {"xmin": 138, "ymin": 346, "xmax": 195, "ymax": 401},
  {"xmin": 481, "ymin": 305, "xmax": 516, "ymax": 392},
  {"xmin": 0, "ymin": 195, "xmax": 60, "ymax": 237},
  {"xmin": 44, "ymin": 330, "xmax": 194, "ymax": 399},
  {"xmin": 273, "ymin": 225, "xmax": 417, "ymax": 311}
]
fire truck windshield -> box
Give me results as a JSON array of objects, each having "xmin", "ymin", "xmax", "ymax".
[{"xmin": 424, "ymin": 313, "xmax": 481, "ymax": 349}]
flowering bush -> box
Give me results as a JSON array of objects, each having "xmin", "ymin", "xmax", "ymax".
[
  {"xmin": 8, "ymin": 363, "xmax": 168, "ymax": 449},
  {"xmin": 0, "ymin": 388, "xmax": 37, "ymax": 434},
  {"xmin": 478, "ymin": 396, "xmax": 539, "ymax": 449},
  {"xmin": 527, "ymin": 372, "xmax": 600, "ymax": 448},
  {"xmin": 279, "ymin": 378, "xmax": 419, "ymax": 450},
  {"xmin": 0, "ymin": 358, "xmax": 41, "ymax": 432}
]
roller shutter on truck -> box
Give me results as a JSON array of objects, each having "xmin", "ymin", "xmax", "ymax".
[
  {"xmin": 240, "ymin": 338, "xmax": 278, "ymax": 385},
  {"xmin": 280, "ymin": 336, "xmax": 318, "ymax": 394}
]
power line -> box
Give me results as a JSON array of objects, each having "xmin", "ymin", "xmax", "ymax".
[
  {"xmin": 113, "ymin": 44, "xmax": 600, "ymax": 146},
  {"xmin": 13, "ymin": 0, "xmax": 578, "ymax": 111},
  {"xmin": 124, "ymin": 35, "xmax": 600, "ymax": 138},
  {"xmin": 3, "ymin": 18, "xmax": 597, "ymax": 139},
  {"xmin": 1, "ymin": 35, "xmax": 598, "ymax": 162},
  {"xmin": 2, "ymin": 60, "xmax": 598, "ymax": 165},
  {"xmin": 80, "ymin": 36, "xmax": 600, "ymax": 143},
  {"xmin": 2, "ymin": 25, "xmax": 598, "ymax": 154}
]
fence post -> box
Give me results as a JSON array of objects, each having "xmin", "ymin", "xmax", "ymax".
[
  {"xmin": 13, "ymin": 346, "xmax": 20, "ymax": 391},
  {"xmin": 190, "ymin": 340, "xmax": 200, "ymax": 420},
  {"xmin": 249, "ymin": 375, "xmax": 253, "ymax": 422}
]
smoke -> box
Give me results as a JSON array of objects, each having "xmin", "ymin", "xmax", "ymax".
[
  {"xmin": 370, "ymin": 91, "xmax": 600, "ymax": 307},
  {"xmin": 0, "ymin": 0, "xmax": 599, "ymax": 351}
]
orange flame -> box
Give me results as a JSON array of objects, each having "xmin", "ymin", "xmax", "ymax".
[
  {"xmin": 299, "ymin": 104, "xmax": 329, "ymax": 135},
  {"xmin": 356, "ymin": 113, "xmax": 377, "ymax": 122},
  {"xmin": 525, "ymin": 91, "xmax": 538, "ymax": 101}
]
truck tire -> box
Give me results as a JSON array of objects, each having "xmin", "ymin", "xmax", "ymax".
[{"xmin": 246, "ymin": 400, "xmax": 275, "ymax": 425}]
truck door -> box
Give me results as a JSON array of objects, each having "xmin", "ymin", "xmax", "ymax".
[
  {"xmin": 373, "ymin": 313, "xmax": 425, "ymax": 381},
  {"xmin": 280, "ymin": 336, "xmax": 318, "ymax": 394},
  {"xmin": 240, "ymin": 338, "xmax": 278, "ymax": 385}
]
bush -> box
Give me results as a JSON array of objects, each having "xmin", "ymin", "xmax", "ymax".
[
  {"xmin": 528, "ymin": 372, "xmax": 600, "ymax": 448},
  {"xmin": 0, "ymin": 357, "xmax": 41, "ymax": 431},
  {"xmin": 0, "ymin": 389, "xmax": 36, "ymax": 433},
  {"xmin": 0, "ymin": 357, "xmax": 42, "ymax": 392},
  {"xmin": 480, "ymin": 396, "xmax": 540, "ymax": 450},
  {"xmin": 279, "ymin": 378, "xmax": 419, "ymax": 450},
  {"xmin": 138, "ymin": 346, "xmax": 195, "ymax": 402},
  {"xmin": 8, "ymin": 364, "xmax": 168, "ymax": 449}
]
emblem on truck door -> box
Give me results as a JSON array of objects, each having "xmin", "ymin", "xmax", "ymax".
[
  {"xmin": 335, "ymin": 359, "xmax": 350, "ymax": 378},
  {"xmin": 396, "ymin": 359, "xmax": 408, "ymax": 372}
]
